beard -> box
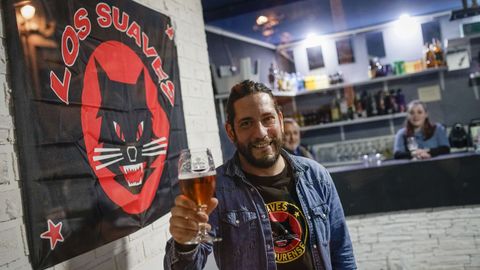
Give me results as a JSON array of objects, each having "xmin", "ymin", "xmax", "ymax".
[{"xmin": 234, "ymin": 135, "xmax": 283, "ymax": 168}]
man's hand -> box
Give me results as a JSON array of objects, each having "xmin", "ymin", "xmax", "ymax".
[{"xmin": 169, "ymin": 195, "xmax": 218, "ymax": 245}]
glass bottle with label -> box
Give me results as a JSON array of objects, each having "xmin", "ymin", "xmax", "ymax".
[
  {"xmin": 338, "ymin": 91, "xmax": 348, "ymax": 120},
  {"xmin": 330, "ymin": 96, "xmax": 340, "ymax": 122}
]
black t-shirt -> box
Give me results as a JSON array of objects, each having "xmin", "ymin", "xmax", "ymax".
[{"xmin": 244, "ymin": 166, "xmax": 315, "ymax": 270}]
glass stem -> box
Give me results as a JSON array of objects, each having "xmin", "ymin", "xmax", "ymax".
[{"xmin": 197, "ymin": 205, "xmax": 208, "ymax": 237}]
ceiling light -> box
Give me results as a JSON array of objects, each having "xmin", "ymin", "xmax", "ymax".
[
  {"xmin": 20, "ymin": 4, "xmax": 35, "ymax": 20},
  {"xmin": 395, "ymin": 13, "xmax": 418, "ymax": 38},
  {"xmin": 256, "ymin": 15, "xmax": 268, "ymax": 26},
  {"xmin": 399, "ymin": 13, "xmax": 410, "ymax": 20},
  {"xmin": 306, "ymin": 32, "xmax": 317, "ymax": 39},
  {"xmin": 304, "ymin": 33, "xmax": 325, "ymax": 47},
  {"xmin": 262, "ymin": 28, "xmax": 274, "ymax": 37}
]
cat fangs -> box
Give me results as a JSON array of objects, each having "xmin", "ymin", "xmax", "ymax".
[
  {"xmin": 50, "ymin": 2, "xmax": 171, "ymax": 105},
  {"xmin": 92, "ymin": 137, "xmax": 167, "ymax": 187}
]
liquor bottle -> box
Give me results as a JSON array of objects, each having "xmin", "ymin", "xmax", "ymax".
[
  {"xmin": 368, "ymin": 59, "xmax": 377, "ymax": 79},
  {"xmin": 364, "ymin": 91, "xmax": 372, "ymax": 117},
  {"xmin": 360, "ymin": 90, "xmax": 369, "ymax": 117},
  {"xmin": 368, "ymin": 92, "xmax": 378, "ymax": 117},
  {"xmin": 268, "ymin": 63, "xmax": 277, "ymax": 90},
  {"xmin": 376, "ymin": 90, "xmax": 386, "ymax": 115},
  {"xmin": 395, "ymin": 89, "xmax": 406, "ymax": 112},
  {"xmin": 309, "ymin": 110, "xmax": 319, "ymax": 125},
  {"xmin": 296, "ymin": 72, "xmax": 305, "ymax": 92},
  {"xmin": 323, "ymin": 105, "xmax": 331, "ymax": 123},
  {"xmin": 347, "ymin": 105, "xmax": 355, "ymax": 120},
  {"xmin": 389, "ymin": 89, "xmax": 398, "ymax": 113},
  {"xmin": 277, "ymin": 71, "xmax": 284, "ymax": 91},
  {"xmin": 384, "ymin": 90, "xmax": 393, "ymax": 114},
  {"xmin": 354, "ymin": 92, "xmax": 363, "ymax": 119},
  {"xmin": 294, "ymin": 111, "xmax": 304, "ymax": 127},
  {"xmin": 330, "ymin": 96, "xmax": 340, "ymax": 122},
  {"xmin": 338, "ymin": 92, "xmax": 348, "ymax": 121},
  {"xmin": 424, "ymin": 43, "xmax": 435, "ymax": 68},
  {"xmin": 433, "ymin": 39, "xmax": 445, "ymax": 67},
  {"xmin": 283, "ymin": 72, "xmax": 290, "ymax": 91},
  {"xmin": 303, "ymin": 110, "xmax": 310, "ymax": 126}
]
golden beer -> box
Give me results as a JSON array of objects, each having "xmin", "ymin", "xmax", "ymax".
[{"xmin": 179, "ymin": 172, "xmax": 216, "ymax": 207}]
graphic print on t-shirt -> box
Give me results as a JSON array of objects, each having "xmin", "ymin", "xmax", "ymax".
[{"xmin": 266, "ymin": 201, "xmax": 308, "ymax": 263}]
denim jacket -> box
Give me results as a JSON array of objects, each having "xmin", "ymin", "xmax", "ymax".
[{"xmin": 164, "ymin": 150, "xmax": 356, "ymax": 270}]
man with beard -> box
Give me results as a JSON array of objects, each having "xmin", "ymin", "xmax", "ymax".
[{"xmin": 164, "ymin": 80, "xmax": 356, "ymax": 270}]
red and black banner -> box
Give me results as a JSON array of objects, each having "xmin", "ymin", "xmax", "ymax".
[{"xmin": 2, "ymin": 0, "xmax": 186, "ymax": 268}]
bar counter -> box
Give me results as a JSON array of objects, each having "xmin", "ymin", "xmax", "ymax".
[{"xmin": 328, "ymin": 152, "xmax": 480, "ymax": 216}]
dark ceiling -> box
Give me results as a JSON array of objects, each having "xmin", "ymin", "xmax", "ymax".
[{"xmin": 202, "ymin": 0, "xmax": 463, "ymax": 45}]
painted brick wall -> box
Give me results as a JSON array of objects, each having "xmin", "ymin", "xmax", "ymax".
[
  {"xmin": 0, "ymin": 0, "xmax": 221, "ymax": 269},
  {"xmin": 348, "ymin": 205, "xmax": 480, "ymax": 270}
]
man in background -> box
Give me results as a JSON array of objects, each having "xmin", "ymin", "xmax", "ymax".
[{"xmin": 283, "ymin": 118, "xmax": 316, "ymax": 160}]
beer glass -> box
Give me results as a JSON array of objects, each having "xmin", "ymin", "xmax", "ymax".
[
  {"xmin": 178, "ymin": 148, "xmax": 221, "ymax": 244},
  {"xmin": 406, "ymin": 137, "xmax": 418, "ymax": 160}
]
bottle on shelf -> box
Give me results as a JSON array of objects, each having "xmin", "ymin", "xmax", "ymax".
[
  {"xmin": 347, "ymin": 105, "xmax": 355, "ymax": 120},
  {"xmin": 322, "ymin": 105, "xmax": 331, "ymax": 123},
  {"xmin": 360, "ymin": 90, "xmax": 369, "ymax": 117},
  {"xmin": 294, "ymin": 111, "xmax": 305, "ymax": 127},
  {"xmin": 277, "ymin": 71, "xmax": 284, "ymax": 91},
  {"xmin": 424, "ymin": 43, "xmax": 436, "ymax": 68},
  {"xmin": 268, "ymin": 63, "xmax": 278, "ymax": 90},
  {"xmin": 338, "ymin": 91, "xmax": 348, "ymax": 121},
  {"xmin": 283, "ymin": 72, "xmax": 291, "ymax": 91},
  {"xmin": 395, "ymin": 89, "xmax": 406, "ymax": 112},
  {"xmin": 309, "ymin": 110, "xmax": 317, "ymax": 126},
  {"xmin": 368, "ymin": 59, "xmax": 377, "ymax": 79},
  {"xmin": 344, "ymin": 86, "xmax": 355, "ymax": 120},
  {"xmin": 330, "ymin": 95, "xmax": 341, "ymax": 122},
  {"xmin": 367, "ymin": 91, "xmax": 378, "ymax": 117},
  {"xmin": 376, "ymin": 90, "xmax": 386, "ymax": 115},
  {"xmin": 384, "ymin": 90, "xmax": 391, "ymax": 114},
  {"xmin": 389, "ymin": 89, "xmax": 398, "ymax": 113},
  {"xmin": 296, "ymin": 72, "xmax": 305, "ymax": 92},
  {"xmin": 433, "ymin": 39, "xmax": 445, "ymax": 67},
  {"xmin": 353, "ymin": 92, "xmax": 361, "ymax": 119}
]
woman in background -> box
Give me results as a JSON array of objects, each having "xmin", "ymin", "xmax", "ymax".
[
  {"xmin": 283, "ymin": 118, "xmax": 315, "ymax": 159},
  {"xmin": 394, "ymin": 100, "xmax": 450, "ymax": 159}
]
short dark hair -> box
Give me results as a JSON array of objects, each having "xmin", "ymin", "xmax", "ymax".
[{"xmin": 225, "ymin": 80, "xmax": 280, "ymax": 128}]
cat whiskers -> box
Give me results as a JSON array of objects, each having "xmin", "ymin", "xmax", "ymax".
[
  {"xmin": 142, "ymin": 137, "xmax": 167, "ymax": 157},
  {"xmin": 93, "ymin": 147, "xmax": 123, "ymax": 170}
]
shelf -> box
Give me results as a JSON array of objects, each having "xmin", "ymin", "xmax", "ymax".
[
  {"xmin": 295, "ymin": 67, "xmax": 447, "ymax": 96},
  {"xmin": 300, "ymin": 113, "xmax": 407, "ymax": 132},
  {"xmin": 213, "ymin": 67, "xmax": 447, "ymax": 100}
]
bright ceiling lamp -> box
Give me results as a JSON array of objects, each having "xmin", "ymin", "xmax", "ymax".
[
  {"xmin": 394, "ymin": 13, "xmax": 418, "ymax": 38},
  {"xmin": 304, "ymin": 32, "xmax": 325, "ymax": 47},
  {"xmin": 256, "ymin": 15, "xmax": 268, "ymax": 26}
]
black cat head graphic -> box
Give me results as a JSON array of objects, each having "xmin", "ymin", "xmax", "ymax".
[{"xmin": 92, "ymin": 60, "xmax": 166, "ymax": 194}]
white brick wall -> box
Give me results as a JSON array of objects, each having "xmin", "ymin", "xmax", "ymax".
[
  {"xmin": 348, "ymin": 205, "xmax": 480, "ymax": 270},
  {"xmin": 0, "ymin": 0, "xmax": 221, "ymax": 269}
]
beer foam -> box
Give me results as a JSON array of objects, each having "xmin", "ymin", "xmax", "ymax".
[{"xmin": 178, "ymin": 170, "xmax": 216, "ymax": 180}]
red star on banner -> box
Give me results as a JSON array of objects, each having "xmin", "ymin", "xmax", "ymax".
[
  {"xmin": 165, "ymin": 25, "xmax": 174, "ymax": 40},
  {"xmin": 40, "ymin": 219, "xmax": 64, "ymax": 250}
]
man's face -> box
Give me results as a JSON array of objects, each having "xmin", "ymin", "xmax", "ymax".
[
  {"xmin": 226, "ymin": 93, "xmax": 284, "ymax": 168},
  {"xmin": 283, "ymin": 122, "xmax": 300, "ymax": 151}
]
